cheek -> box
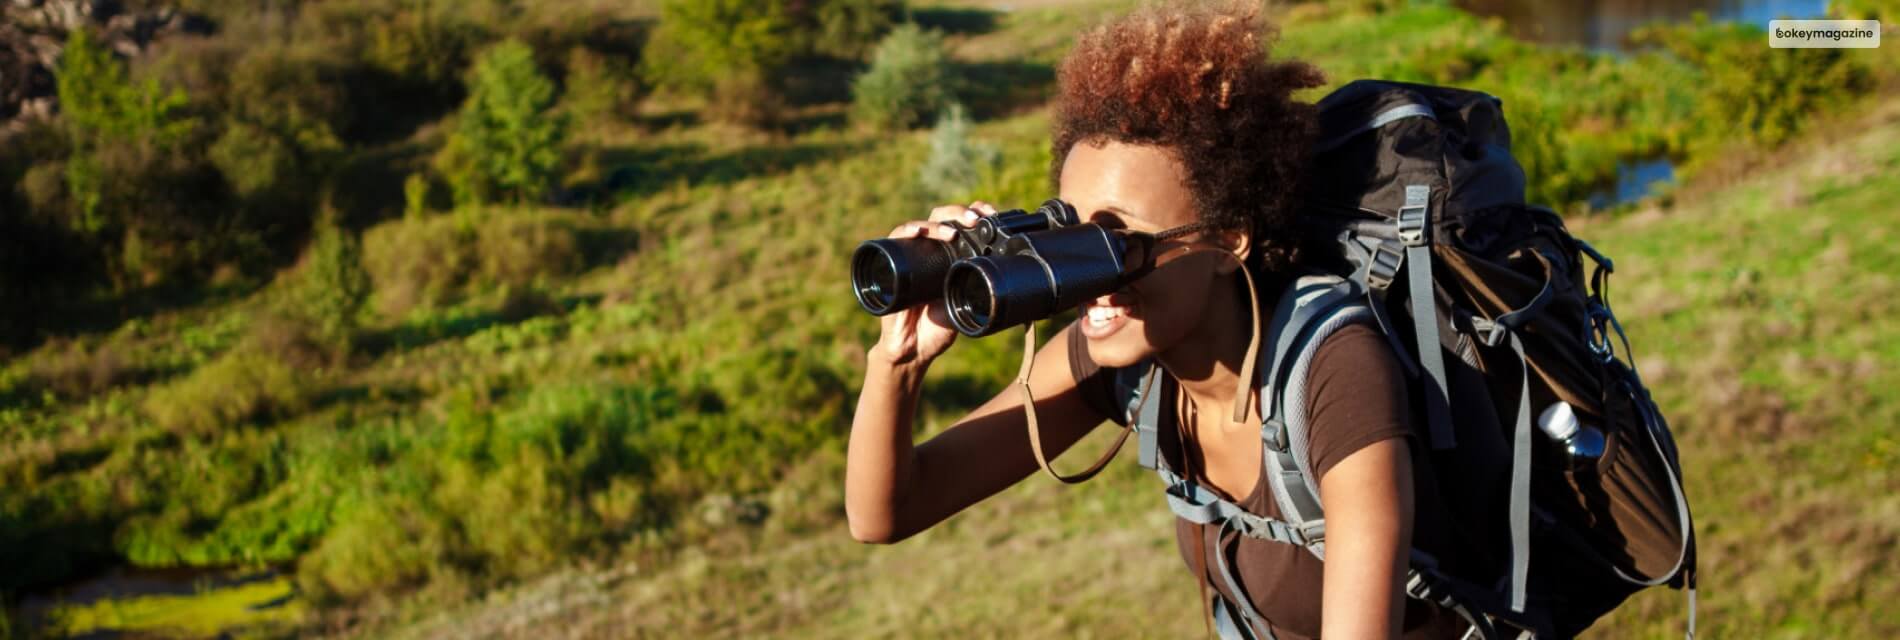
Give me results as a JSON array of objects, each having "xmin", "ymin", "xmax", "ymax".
[{"xmin": 1085, "ymin": 270, "xmax": 1213, "ymax": 367}]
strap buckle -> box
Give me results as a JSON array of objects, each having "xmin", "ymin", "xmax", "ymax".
[
  {"xmin": 1366, "ymin": 240, "xmax": 1404, "ymax": 291},
  {"xmin": 1397, "ymin": 185, "xmax": 1431, "ymax": 247}
]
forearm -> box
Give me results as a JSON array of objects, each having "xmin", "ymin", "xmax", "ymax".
[{"xmin": 845, "ymin": 349, "xmax": 930, "ymax": 543}]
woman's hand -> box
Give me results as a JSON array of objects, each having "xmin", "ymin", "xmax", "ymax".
[{"xmin": 872, "ymin": 201, "xmax": 999, "ymax": 365}]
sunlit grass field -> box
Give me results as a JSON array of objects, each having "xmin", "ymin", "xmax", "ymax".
[{"xmin": 1, "ymin": 0, "xmax": 1894, "ymax": 637}]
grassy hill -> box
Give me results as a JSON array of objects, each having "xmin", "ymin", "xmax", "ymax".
[
  {"xmin": 378, "ymin": 91, "xmax": 1900, "ymax": 640},
  {"xmin": 2, "ymin": 0, "xmax": 1895, "ymax": 637}
]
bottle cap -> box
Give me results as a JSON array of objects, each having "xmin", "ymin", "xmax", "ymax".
[{"xmin": 1537, "ymin": 401, "xmax": 1580, "ymax": 441}]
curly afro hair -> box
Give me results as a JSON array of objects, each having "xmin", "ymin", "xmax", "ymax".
[{"xmin": 1051, "ymin": 1, "xmax": 1326, "ymax": 272}]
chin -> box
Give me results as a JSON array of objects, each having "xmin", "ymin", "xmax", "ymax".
[{"xmin": 1081, "ymin": 323, "xmax": 1158, "ymax": 369}]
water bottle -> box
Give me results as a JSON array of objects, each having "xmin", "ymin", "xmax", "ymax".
[{"xmin": 1537, "ymin": 401, "xmax": 1605, "ymax": 469}]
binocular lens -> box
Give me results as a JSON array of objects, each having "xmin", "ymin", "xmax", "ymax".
[
  {"xmin": 946, "ymin": 255, "xmax": 1057, "ymax": 337},
  {"xmin": 852, "ymin": 247, "xmax": 899, "ymax": 314},
  {"xmin": 851, "ymin": 237, "xmax": 955, "ymax": 316},
  {"xmin": 948, "ymin": 267, "xmax": 994, "ymax": 332}
]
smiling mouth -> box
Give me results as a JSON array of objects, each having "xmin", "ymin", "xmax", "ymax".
[{"xmin": 1080, "ymin": 292, "xmax": 1136, "ymax": 337}]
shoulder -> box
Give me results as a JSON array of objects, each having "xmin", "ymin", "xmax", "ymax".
[{"xmin": 1302, "ymin": 320, "xmax": 1414, "ymax": 479}]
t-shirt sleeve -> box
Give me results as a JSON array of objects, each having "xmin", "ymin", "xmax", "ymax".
[
  {"xmin": 1065, "ymin": 318, "xmax": 1129, "ymax": 427},
  {"xmin": 1304, "ymin": 322, "xmax": 1416, "ymax": 479}
]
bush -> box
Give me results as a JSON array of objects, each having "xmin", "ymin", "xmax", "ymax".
[
  {"xmin": 1634, "ymin": 18, "xmax": 1873, "ymax": 149},
  {"xmin": 851, "ymin": 23, "xmax": 953, "ymax": 131},
  {"xmin": 435, "ymin": 39, "xmax": 571, "ymax": 206},
  {"xmin": 916, "ymin": 102, "xmax": 998, "ymax": 200},
  {"xmin": 362, "ymin": 210, "xmax": 587, "ymax": 316},
  {"xmin": 282, "ymin": 224, "xmax": 371, "ymax": 351},
  {"xmin": 791, "ymin": 0, "xmax": 906, "ymax": 60},
  {"xmin": 142, "ymin": 342, "xmax": 313, "ymax": 435},
  {"xmin": 561, "ymin": 46, "xmax": 641, "ymax": 126},
  {"xmin": 55, "ymin": 27, "xmax": 199, "ymax": 236},
  {"xmin": 643, "ymin": 0, "xmax": 797, "ymax": 92}
]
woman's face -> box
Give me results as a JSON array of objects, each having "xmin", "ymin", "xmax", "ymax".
[{"xmin": 1059, "ymin": 139, "xmax": 1245, "ymax": 369}]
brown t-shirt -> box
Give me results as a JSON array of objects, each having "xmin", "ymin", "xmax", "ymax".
[{"xmin": 1067, "ymin": 319, "xmax": 1470, "ymax": 640}]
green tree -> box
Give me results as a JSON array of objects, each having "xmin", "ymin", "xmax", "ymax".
[
  {"xmin": 641, "ymin": 0, "xmax": 797, "ymax": 93},
  {"xmin": 851, "ymin": 23, "xmax": 952, "ymax": 131},
  {"xmin": 55, "ymin": 27, "xmax": 195, "ymax": 233},
  {"xmin": 436, "ymin": 38, "xmax": 570, "ymax": 206}
]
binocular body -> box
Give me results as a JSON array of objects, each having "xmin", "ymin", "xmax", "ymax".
[{"xmin": 852, "ymin": 199, "xmax": 1147, "ymax": 337}]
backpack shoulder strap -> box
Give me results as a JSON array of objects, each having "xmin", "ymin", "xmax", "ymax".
[{"xmin": 1256, "ymin": 273, "xmax": 1376, "ymax": 561}]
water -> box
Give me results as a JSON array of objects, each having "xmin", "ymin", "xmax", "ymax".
[
  {"xmin": 1589, "ymin": 157, "xmax": 1677, "ymax": 210},
  {"xmin": 1456, "ymin": 0, "xmax": 1833, "ymax": 52}
]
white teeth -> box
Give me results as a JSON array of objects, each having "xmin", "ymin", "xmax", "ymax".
[{"xmin": 1087, "ymin": 306, "xmax": 1124, "ymax": 326}]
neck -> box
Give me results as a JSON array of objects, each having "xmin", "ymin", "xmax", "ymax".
[{"xmin": 1156, "ymin": 268, "xmax": 1266, "ymax": 428}]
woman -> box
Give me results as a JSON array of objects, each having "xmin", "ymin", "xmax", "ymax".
[{"xmin": 846, "ymin": 3, "xmax": 1468, "ymax": 638}]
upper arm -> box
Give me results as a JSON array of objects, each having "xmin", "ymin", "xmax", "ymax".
[
  {"xmin": 1308, "ymin": 323, "xmax": 1417, "ymax": 638},
  {"xmin": 888, "ymin": 321, "xmax": 1119, "ymax": 540}
]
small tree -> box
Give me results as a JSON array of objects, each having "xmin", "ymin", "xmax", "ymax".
[
  {"xmin": 642, "ymin": 0, "xmax": 797, "ymax": 93},
  {"xmin": 851, "ymin": 23, "xmax": 952, "ymax": 131},
  {"xmin": 436, "ymin": 38, "xmax": 570, "ymax": 206},
  {"xmin": 916, "ymin": 103, "xmax": 997, "ymax": 200},
  {"xmin": 55, "ymin": 27, "xmax": 194, "ymax": 233}
]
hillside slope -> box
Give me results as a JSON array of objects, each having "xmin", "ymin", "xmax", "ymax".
[{"xmin": 381, "ymin": 79, "xmax": 1900, "ymax": 640}]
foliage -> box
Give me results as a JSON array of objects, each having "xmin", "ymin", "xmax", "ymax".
[
  {"xmin": 1632, "ymin": 18, "xmax": 1874, "ymax": 149},
  {"xmin": 561, "ymin": 46, "xmax": 641, "ymax": 126},
  {"xmin": 361, "ymin": 209, "xmax": 586, "ymax": 316},
  {"xmin": 287, "ymin": 223, "xmax": 372, "ymax": 351},
  {"xmin": 916, "ymin": 102, "xmax": 999, "ymax": 200},
  {"xmin": 791, "ymin": 0, "xmax": 907, "ymax": 60},
  {"xmin": 54, "ymin": 28, "xmax": 198, "ymax": 235},
  {"xmin": 435, "ymin": 39, "xmax": 571, "ymax": 206},
  {"xmin": 851, "ymin": 23, "xmax": 953, "ymax": 131},
  {"xmin": 142, "ymin": 341, "xmax": 314, "ymax": 436},
  {"xmin": 641, "ymin": 0, "xmax": 798, "ymax": 94}
]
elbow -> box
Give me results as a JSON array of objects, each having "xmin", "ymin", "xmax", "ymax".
[
  {"xmin": 848, "ymin": 518, "xmax": 895, "ymax": 545},
  {"xmin": 846, "ymin": 499, "xmax": 917, "ymax": 544},
  {"xmin": 846, "ymin": 510, "xmax": 899, "ymax": 544}
]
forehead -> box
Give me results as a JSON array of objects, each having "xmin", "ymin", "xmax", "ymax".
[{"xmin": 1056, "ymin": 139, "xmax": 1196, "ymax": 231}]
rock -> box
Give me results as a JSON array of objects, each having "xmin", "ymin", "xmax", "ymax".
[{"xmin": 0, "ymin": 0, "xmax": 213, "ymax": 130}]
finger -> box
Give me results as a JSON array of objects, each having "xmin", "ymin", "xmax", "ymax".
[
  {"xmin": 929, "ymin": 221, "xmax": 959, "ymax": 241},
  {"xmin": 928, "ymin": 205, "xmax": 967, "ymax": 223},
  {"xmin": 968, "ymin": 201, "xmax": 998, "ymax": 216},
  {"xmin": 887, "ymin": 221, "xmax": 930, "ymax": 239}
]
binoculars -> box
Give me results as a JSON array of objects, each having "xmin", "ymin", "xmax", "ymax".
[{"xmin": 851, "ymin": 199, "xmax": 1154, "ymax": 337}]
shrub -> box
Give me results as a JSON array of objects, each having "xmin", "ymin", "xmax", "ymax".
[
  {"xmin": 283, "ymin": 224, "xmax": 371, "ymax": 350},
  {"xmin": 916, "ymin": 102, "xmax": 998, "ymax": 200},
  {"xmin": 791, "ymin": 0, "xmax": 906, "ymax": 60},
  {"xmin": 851, "ymin": 23, "xmax": 953, "ymax": 131},
  {"xmin": 1634, "ymin": 18, "xmax": 1873, "ymax": 149},
  {"xmin": 143, "ymin": 343, "xmax": 313, "ymax": 435},
  {"xmin": 362, "ymin": 210, "xmax": 587, "ymax": 316},
  {"xmin": 561, "ymin": 46, "xmax": 641, "ymax": 126},
  {"xmin": 435, "ymin": 39, "xmax": 571, "ymax": 206},
  {"xmin": 642, "ymin": 0, "xmax": 798, "ymax": 92},
  {"xmin": 55, "ymin": 27, "xmax": 198, "ymax": 235}
]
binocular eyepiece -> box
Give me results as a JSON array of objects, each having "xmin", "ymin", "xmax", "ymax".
[{"xmin": 851, "ymin": 199, "xmax": 1149, "ymax": 337}]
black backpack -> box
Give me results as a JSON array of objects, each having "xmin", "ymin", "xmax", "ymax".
[{"xmin": 1031, "ymin": 80, "xmax": 1697, "ymax": 639}]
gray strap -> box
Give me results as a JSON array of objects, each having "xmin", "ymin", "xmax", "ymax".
[
  {"xmin": 1471, "ymin": 322, "xmax": 1532, "ymax": 614},
  {"xmin": 1212, "ymin": 591, "xmax": 1268, "ymax": 640},
  {"xmin": 1158, "ymin": 470, "xmax": 1319, "ymax": 548},
  {"xmin": 1214, "ymin": 519, "xmax": 1275, "ymax": 640},
  {"xmin": 1259, "ymin": 278, "xmax": 1356, "ymax": 423},
  {"xmin": 1135, "ymin": 367, "xmax": 1163, "ymax": 471},
  {"xmin": 1313, "ymin": 102, "xmax": 1436, "ymax": 153},
  {"xmin": 1399, "ymin": 184, "xmax": 1456, "ymax": 450}
]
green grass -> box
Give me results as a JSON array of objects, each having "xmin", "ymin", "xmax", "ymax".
[
  {"xmin": 40, "ymin": 574, "xmax": 304, "ymax": 638},
  {"xmin": 1, "ymin": 0, "xmax": 1892, "ymax": 637}
]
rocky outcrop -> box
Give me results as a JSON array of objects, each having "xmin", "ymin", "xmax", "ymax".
[{"xmin": 0, "ymin": 0, "xmax": 212, "ymax": 133}]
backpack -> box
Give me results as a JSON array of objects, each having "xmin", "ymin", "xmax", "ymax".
[{"xmin": 1027, "ymin": 80, "xmax": 1697, "ymax": 639}]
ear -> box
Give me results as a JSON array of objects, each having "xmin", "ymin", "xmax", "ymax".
[{"xmin": 1213, "ymin": 227, "xmax": 1252, "ymax": 275}]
